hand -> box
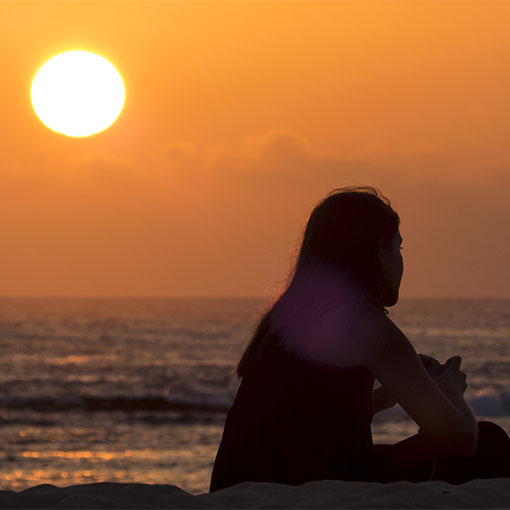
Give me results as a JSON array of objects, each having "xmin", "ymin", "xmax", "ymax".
[
  {"xmin": 436, "ymin": 356, "xmax": 468, "ymax": 395},
  {"xmin": 418, "ymin": 353, "xmax": 440, "ymax": 368}
]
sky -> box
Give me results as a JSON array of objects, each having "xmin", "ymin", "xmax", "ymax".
[{"xmin": 1, "ymin": 0, "xmax": 509, "ymax": 299}]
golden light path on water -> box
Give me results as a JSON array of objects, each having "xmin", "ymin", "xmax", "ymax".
[{"xmin": 0, "ymin": 422, "xmax": 221, "ymax": 493}]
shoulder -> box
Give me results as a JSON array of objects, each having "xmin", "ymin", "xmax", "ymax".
[
  {"xmin": 275, "ymin": 298, "xmax": 388, "ymax": 368},
  {"xmin": 352, "ymin": 307, "xmax": 400, "ymax": 345},
  {"xmin": 352, "ymin": 308, "xmax": 417, "ymax": 371}
]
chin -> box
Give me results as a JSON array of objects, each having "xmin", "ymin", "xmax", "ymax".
[{"xmin": 383, "ymin": 290, "xmax": 399, "ymax": 307}]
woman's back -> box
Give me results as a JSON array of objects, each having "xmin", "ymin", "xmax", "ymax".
[{"xmin": 209, "ymin": 333, "xmax": 375, "ymax": 491}]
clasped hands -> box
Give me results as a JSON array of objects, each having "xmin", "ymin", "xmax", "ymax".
[{"xmin": 374, "ymin": 353, "xmax": 468, "ymax": 413}]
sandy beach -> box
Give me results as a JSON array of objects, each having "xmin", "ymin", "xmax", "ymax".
[{"xmin": 0, "ymin": 479, "xmax": 509, "ymax": 509}]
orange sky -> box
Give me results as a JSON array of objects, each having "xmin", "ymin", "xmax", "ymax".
[{"xmin": 1, "ymin": 1, "xmax": 509, "ymax": 298}]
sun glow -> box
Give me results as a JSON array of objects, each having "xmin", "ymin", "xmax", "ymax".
[{"xmin": 31, "ymin": 51, "xmax": 125, "ymax": 137}]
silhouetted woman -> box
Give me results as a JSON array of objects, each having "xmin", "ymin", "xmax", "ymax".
[{"xmin": 210, "ymin": 186, "xmax": 510, "ymax": 491}]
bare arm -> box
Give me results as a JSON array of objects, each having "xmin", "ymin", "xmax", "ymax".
[
  {"xmin": 373, "ymin": 354, "xmax": 439, "ymax": 415},
  {"xmin": 358, "ymin": 314, "xmax": 478, "ymax": 457}
]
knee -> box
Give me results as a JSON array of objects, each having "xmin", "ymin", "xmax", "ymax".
[
  {"xmin": 477, "ymin": 421, "xmax": 510, "ymax": 450},
  {"xmin": 478, "ymin": 421, "xmax": 508, "ymax": 436}
]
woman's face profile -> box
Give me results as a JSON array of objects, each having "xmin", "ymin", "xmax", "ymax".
[{"xmin": 378, "ymin": 230, "xmax": 404, "ymax": 307}]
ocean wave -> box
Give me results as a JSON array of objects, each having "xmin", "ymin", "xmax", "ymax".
[
  {"xmin": 365, "ymin": 392, "xmax": 510, "ymax": 419},
  {"xmin": 469, "ymin": 392, "xmax": 510, "ymax": 417},
  {"xmin": 0, "ymin": 392, "xmax": 509, "ymax": 417},
  {"xmin": 0, "ymin": 395, "xmax": 231, "ymax": 414}
]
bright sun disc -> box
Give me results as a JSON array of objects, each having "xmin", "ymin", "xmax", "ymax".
[{"xmin": 31, "ymin": 51, "xmax": 125, "ymax": 137}]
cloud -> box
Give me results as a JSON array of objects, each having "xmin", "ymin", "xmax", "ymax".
[
  {"xmin": 239, "ymin": 129, "xmax": 314, "ymax": 163},
  {"xmin": 152, "ymin": 128, "xmax": 510, "ymax": 296},
  {"xmin": 3, "ymin": 127, "xmax": 509, "ymax": 297},
  {"xmin": 159, "ymin": 139, "xmax": 200, "ymax": 163}
]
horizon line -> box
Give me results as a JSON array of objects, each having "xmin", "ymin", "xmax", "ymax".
[{"xmin": 0, "ymin": 295, "xmax": 508, "ymax": 300}]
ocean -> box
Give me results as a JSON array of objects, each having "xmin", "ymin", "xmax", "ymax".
[{"xmin": 0, "ymin": 297, "xmax": 508, "ymax": 495}]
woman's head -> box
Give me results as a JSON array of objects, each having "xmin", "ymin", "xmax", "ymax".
[
  {"xmin": 236, "ymin": 185, "xmax": 402, "ymax": 378},
  {"xmin": 293, "ymin": 185, "xmax": 402, "ymax": 308}
]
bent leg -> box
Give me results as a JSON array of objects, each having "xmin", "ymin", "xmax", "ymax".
[
  {"xmin": 361, "ymin": 433, "xmax": 437, "ymax": 483},
  {"xmin": 361, "ymin": 421, "xmax": 510, "ymax": 484},
  {"xmin": 432, "ymin": 421, "xmax": 510, "ymax": 484}
]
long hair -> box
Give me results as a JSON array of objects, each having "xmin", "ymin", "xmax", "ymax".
[{"xmin": 236, "ymin": 185, "xmax": 400, "ymax": 379}]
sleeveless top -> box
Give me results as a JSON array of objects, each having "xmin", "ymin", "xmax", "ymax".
[{"xmin": 209, "ymin": 335, "xmax": 375, "ymax": 491}]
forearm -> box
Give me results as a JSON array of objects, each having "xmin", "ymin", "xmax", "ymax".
[
  {"xmin": 417, "ymin": 382, "xmax": 479, "ymax": 456},
  {"xmin": 439, "ymin": 385, "xmax": 478, "ymax": 439}
]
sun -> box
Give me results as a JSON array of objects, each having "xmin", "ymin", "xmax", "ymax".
[{"xmin": 31, "ymin": 51, "xmax": 125, "ymax": 138}]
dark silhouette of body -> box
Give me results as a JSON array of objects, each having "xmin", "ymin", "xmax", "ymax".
[{"xmin": 210, "ymin": 186, "xmax": 510, "ymax": 491}]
